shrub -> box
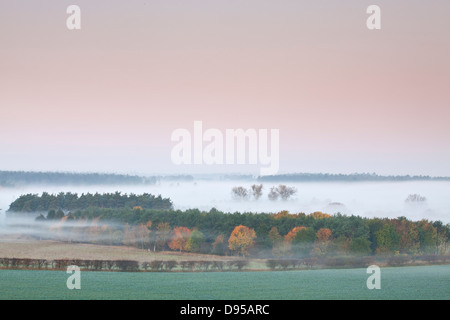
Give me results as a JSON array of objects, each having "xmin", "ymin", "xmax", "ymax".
[
  {"xmin": 164, "ymin": 260, "xmax": 178, "ymax": 271},
  {"xmin": 150, "ymin": 260, "xmax": 164, "ymax": 271},
  {"xmin": 199, "ymin": 260, "xmax": 212, "ymax": 271},
  {"xmin": 235, "ymin": 260, "xmax": 249, "ymax": 271},
  {"xmin": 187, "ymin": 260, "xmax": 197, "ymax": 271},
  {"xmin": 387, "ymin": 255, "xmax": 411, "ymax": 266},
  {"xmin": 115, "ymin": 260, "xmax": 139, "ymax": 272},
  {"xmin": 179, "ymin": 261, "xmax": 189, "ymax": 271},
  {"xmin": 92, "ymin": 260, "xmax": 104, "ymax": 271},
  {"xmin": 226, "ymin": 261, "xmax": 236, "ymax": 270},
  {"xmin": 304, "ymin": 257, "xmax": 318, "ymax": 268},
  {"xmin": 54, "ymin": 259, "xmax": 70, "ymax": 269},
  {"xmin": 104, "ymin": 260, "xmax": 116, "ymax": 271},
  {"xmin": 420, "ymin": 254, "xmax": 439, "ymax": 264},
  {"xmin": 278, "ymin": 259, "xmax": 291, "ymax": 270},
  {"xmin": 36, "ymin": 259, "xmax": 47, "ymax": 269},
  {"xmin": 213, "ymin": 261, "xmax": 224, "ymax": 271},
  {"xmin": 266, "ymin": 259, "xmax": 278, "ymax": 270}
]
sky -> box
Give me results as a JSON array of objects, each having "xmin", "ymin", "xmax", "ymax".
[{"xmin": 1, "ymin": 0, "xmax": 449, "ymax": 176}]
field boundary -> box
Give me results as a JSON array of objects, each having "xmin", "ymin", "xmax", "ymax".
[{"xmin": 1, "ymin": 255, "xmax": 448, "ymax": 273}]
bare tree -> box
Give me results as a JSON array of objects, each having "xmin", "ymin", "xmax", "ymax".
[
  {"xmin": 276, "ymin": 185, "xmax": 297, "ymax": 200},
  {"xmin": 405, "ymin": 194, "xmax": 427, "ymax": 203},
  {"xmin": 231, "ymin": 186, "xmax": 249, "ymax": 200},
  {"xmin": 154, "ymin": 222, "xmax": 171, "ymax": 251},
  {"xmin": 268, "ymin": 187, "xmax": 279, "ymax": 201},
  {"xmin": 251, "ymin": 184, "xmax": 263, "ymax": 200}
]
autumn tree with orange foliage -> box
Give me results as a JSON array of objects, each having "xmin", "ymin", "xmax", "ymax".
[
  {"xmin": 169, "ymin": 226, "xmax": 192, "ymax": 252},
  {"xmin": 284, "ymin": 226, "xmax": 316, "ymax": 256},
  {"xmin": 272, "ymin": 210, "xmax": 291, "ymax": 219},
  {"xmin": 228, "ymin": 225, "xmax": 257, "ymax": 256},
  {"xmin": 284, "ymin": 226, "xmax": 307, "ymax": 242},
  {"xmin": 310, "ymin": 211, "xmax": 331, "ymax": 219},
  {"xmin": 283, "ymin": 226, "xmax": 306, "ymax": 254}
]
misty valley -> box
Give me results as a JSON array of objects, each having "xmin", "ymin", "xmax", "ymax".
[{"xmin": 0, "ymin": 171, "xmax": 449, "ymax": 273}]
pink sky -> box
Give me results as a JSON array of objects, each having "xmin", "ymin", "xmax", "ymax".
[{"xmin": 1, "ymin": 1, "xmax": 449, "ymax": 176}]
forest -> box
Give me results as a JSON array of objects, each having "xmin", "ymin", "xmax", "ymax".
[
  {"xmin": 0, "ymin": 171, "xmax": 193, "ymax": 187},
  {"xmin": 8, "ymin": 192, "xmax": 173, "ymax": 212},
  {"xmin": 257, "ymin": 172, "xmax": 450, "ymax": 182},
  {"xmin": 7, "ymin": 192, "xmax": 450, "ymax": 259}
]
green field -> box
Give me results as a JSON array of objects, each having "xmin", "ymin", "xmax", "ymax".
[{"xmin": 1, "ymin": 265, "xmax": 449, "ymax": 300}]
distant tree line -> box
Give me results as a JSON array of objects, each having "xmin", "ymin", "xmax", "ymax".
[
  {"xmin": 2, "ymin": 171, "xmax": 449, "ymax": 188},
  {"xmin": 257, "ymin": 172, "xmax": 450, "ymax": 182},
  {"xmin": 8, "ymin": 192, "xmax": 173, "ymax": 212},
  {"xmin": 0, "ymin": 171, "xmax": 193, "ymax": 187}
]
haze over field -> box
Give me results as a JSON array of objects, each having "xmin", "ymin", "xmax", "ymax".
[{"xmin": 1, "ymin": 179, "xmax": 449, "ymax": 226}]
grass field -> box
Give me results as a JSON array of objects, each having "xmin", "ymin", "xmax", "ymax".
[
  {"xmin": 1, "ymin": 265, "xmax": 449, "ymax": 300},
  {"xmin": 0, "ymin": 238, "xmax": 241, "ymax": 262}
]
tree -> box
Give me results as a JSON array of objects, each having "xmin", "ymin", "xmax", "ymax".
[
  {"xmin": 284, "ymin": 226, "xmax": 307, "ymax": 242},
  {"xmin": 35, "ymin": 214, "xmax": 46, "ymax": 221},
  {"xmin": 251, "ymin": 184, "xmax": 263, "ymax": 200},
  {"xmin": 228, "ymin": 225, "xmax": 256, "ymax": 256},
  {"xmin": 123, "ymin": 223, "xmax": 137, "ymax": 247},
  {"xmin": 169, "ymin": 227, "xmax": 192, "ymax": 252},
  {"xmin": 46, "ymin": 209, "xmax": 56, "ymax": 220},
  {"xmin": 349, "ymin": 237, "xmax": 372, "ymax": 255},
  {"xmin": 392, "ymin": 217, "xmax": 419, "ymax": 254},
  {"xmin": 374, "ymin": 222, "xmax": 400, "ymax": 255},
  {"xmin": 268, "ymin": 227, "xmax": 284, "ymax": 257},
  {"xmin": 154, "ymin": 222, "xmax": 171, "ymax": 251},
  {"xmin": 55, "ymin": 209, "xmax": 65, "ymax": 220},
  {"xmin": 291, "ymin": 227, "xmax": 316, "ymax": 257},
  {"xmin": 267, "ymin": 187, "xmax": 279, "ymax": 201},
  {"xmin": 417, "ymin": 219, "xmax": 438, "ymax": 254},
  {"xmin": 434, "ymin": 221, "xmax": 450, "ymax": 255},
  {"xmin": 405, "ymin": 194, "xmax": 427, "ymax": 203},
  {"xmin": 134, "ymin": 223, "xmax": 151, "ymax": 249},
  {"xmin": 186, "ymin": 230, "xmax": 205, "ymax": 253},
  {"xmin": 310, "ymin": 211, "xmax": 331, "ymax": 219},
  {"xmin": 313, "ymin": 228, "xmax": 332, "ymax": 256},
  {"xmin": 316, "ymin": 228, "xmax": 332, "ymax": 242},
  {"xmin": 276, "ymin": 185, "xmax": 297, "ymax": 200},
  {"xmin": 212, "ymin": 234, "xmax": 226, "ymax": 255},
  {"xmin": 268, "ymin": 226, "xmax": 283, "ymax": 243},
  {"xmin": 232, "ymin": 186, "xmax": 249, "ymax": 200}
]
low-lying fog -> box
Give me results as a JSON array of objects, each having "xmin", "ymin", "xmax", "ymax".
[{"xmin": 0, "ymin": 180, "xmax": 449, "ymax": 227}]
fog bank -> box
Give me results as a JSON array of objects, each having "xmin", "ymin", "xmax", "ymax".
[{"xmin": 1, "ymin": 180, "xmax": 449, "ymax": 224}]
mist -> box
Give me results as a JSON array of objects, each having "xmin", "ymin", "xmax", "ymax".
[
  {"xmin": 0, "ymin": 213, "xmax": 126, "ymax": 243},
  {"xmin": 1, "ymin": 179, "xmax": 449, "ymax": 226}
]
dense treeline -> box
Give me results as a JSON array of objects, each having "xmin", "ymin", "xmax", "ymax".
[
  {"xmin": 24, "ymin": 205, "xmax": 450, "ymax": 259},
  {"xmin": 0, "ymin": 171, "xmax": 193, "ymax": 187},
  {"xmin": 257, "ymin": 172, "xmax": 450, "ymax": 182},
  {"xmin": 8, "ymin": 192, "xmax": 173, "ymax": 212}
]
